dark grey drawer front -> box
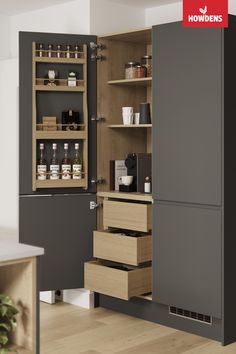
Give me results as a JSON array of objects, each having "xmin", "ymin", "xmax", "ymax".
[
  {"xmin": 153, "ymin": 202, "xmax": 222, "ymax": 319},
  {"xmin": 152, "ymin": 23, "xmax": 222, "ymax": 206}
]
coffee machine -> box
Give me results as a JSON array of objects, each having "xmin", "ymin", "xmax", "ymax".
[{"xmin": 119, "ymin": 153, "xmax": 152, "ymax": 193}]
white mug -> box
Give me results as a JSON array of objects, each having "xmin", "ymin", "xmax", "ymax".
[{"xmin": 118, "ymin": 175, "xmax": 133, "ymax": 186}]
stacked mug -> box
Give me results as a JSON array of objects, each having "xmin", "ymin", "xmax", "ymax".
[{"xmin": 122, "ymin": 107, "xmax": 133, "ymax": 125}]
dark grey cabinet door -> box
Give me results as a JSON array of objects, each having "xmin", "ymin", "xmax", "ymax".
[
  {"xmin": 19, "ymin": 194, "xmax": 96, "ymax": 291},
  {"xmin": 152, "ymin": 23, "xmax": 222, "ymax": 206},
  {"xmin": 153, "ymin": 202, "xmax": 222, "ymax": 318}
]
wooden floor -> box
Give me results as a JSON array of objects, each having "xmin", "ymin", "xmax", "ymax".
[{"xmin": 41, "ymin": 302, "xmax": 236, "ymax": 354}]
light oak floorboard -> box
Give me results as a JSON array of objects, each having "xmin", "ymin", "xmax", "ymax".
[{"xmin": 40, "ymin": 303, "xmax": 236, "ymax": 354}]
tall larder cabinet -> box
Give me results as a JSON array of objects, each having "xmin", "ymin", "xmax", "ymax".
[{"xmin": 19, "ymin": 15, "xmax": 236, "ymax": 347}]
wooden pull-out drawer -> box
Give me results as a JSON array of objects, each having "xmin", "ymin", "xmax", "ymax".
[
  {"xmin": 94, "ymin": 230, "xmax": 152, "ymax": 266},
  {"xmin": 84, "ymin": 261, "xmax": 151, "ymax": 300},
  {"xmin": 103, "ymin": 200, "xmax": 152, "ymax": 232}
]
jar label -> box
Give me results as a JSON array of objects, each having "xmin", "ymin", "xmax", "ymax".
[{"xmin": 37, "ymin": 165, "xmax": 47, "ymax": 180}]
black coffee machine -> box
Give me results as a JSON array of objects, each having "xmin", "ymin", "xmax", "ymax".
[{"xmin": 119, "ymin": 153, "xmax": 152, "ymax": 193}]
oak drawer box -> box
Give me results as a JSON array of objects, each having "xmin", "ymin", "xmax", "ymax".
[
  {"xmin": 84, "ymin": 261, "xmax": 151, "ymax": 300},
  {"xmin": 103, "ymin": 200, "xmax": 152, "ymax": 232},
  {"xmin": 93, "ymin": 230, "xmax": 152, "ymax": 266}
]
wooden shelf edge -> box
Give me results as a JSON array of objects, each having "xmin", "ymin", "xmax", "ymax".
[
  {"xmin": 108, "ymin": 77, "xmax": 152, "ymax": 85},
  {"xmin": 35, "ymin": 85, "xmax": 85, "ymax": 92},
  {"xmin": 36, "ymin": 131, "xmax": 87, "ymax": 140},
  {"xmin": 35, "ymin": 57, "xmax": 86, "ymax": 64},
  {"xmin": 97, "ymin": 191, "xmax": 153, "ymax": 202},
  {"xmin": 36, "ymin": 179, "xmax": 87, "ymax": 189},
  {"xmin": 108, "ymin": 124, "xmax": 152, "ymax": 128}
]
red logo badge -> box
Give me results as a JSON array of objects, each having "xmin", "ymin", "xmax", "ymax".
[{"xmin": 183, "ymin": 0, "xmax": 228, "ymax": 28}]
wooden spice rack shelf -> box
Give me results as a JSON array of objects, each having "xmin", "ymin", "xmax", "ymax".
[
  {"xmin": 35, "ymin": 130, "xmax": 86, "ymax": 140},
  {"xmin": 35, "ymin": 56, "xmax": 86, "ymax": 64},
  {"xmin": 35, "ymin": 85, "xmax": 85, "ymax": 92},
  {"xmin": 35, "ymin": 179, "xmax": 87, "ymax": 189},
  {"xmin": 108, "ymin": 77, "xmax": 152, "ymax": 85}
]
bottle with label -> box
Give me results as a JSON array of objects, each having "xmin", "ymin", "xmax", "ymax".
[
  {"xmin": 144, "ymin": 176, "xmax": 151, "ymax": 193},
  {"xmin": 72, "ymin": 143, "xmax": 82, "ymax": 180},
  {"xmin": 61, "ymin": 143, "xmax": 71, "ymax": 180},
  {"xmin": 37, "ymin": 143, "xmax": 47, "ymax": 180},
  {"xmin": 50, "ymin": 143, "xmax": 60, "ymax": 180}
]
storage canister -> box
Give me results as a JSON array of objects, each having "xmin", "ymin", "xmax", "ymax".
[
  {"xmin": 141, "ymin": 55, "xmax": 152, "ymax": 77},
  {"xmin": 125, "ymin": 62, "xmax": 139, "ymax": 79}
]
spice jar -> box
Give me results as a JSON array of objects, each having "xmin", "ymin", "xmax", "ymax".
[
  {"xmin": 125, "ymin": 62, "xmax": 139, "ymax": 79},
  {"xmin": 38, "ymin": 43, "xmax": 44, "ymax": 57},
  {"xmin": 135, "ymin": 65, "xmax": 147, "ymax": 78},
  {"xmin": 141, "ymin": 55, "xmax": 152, "ymax": 77},
  {"xmin": 57, "ymin": 44, "xmax": 62, "ymax": 58},
  {"xmin": 48, "ymin": 44, "xmax": 53, "ymax": 58},
  {"xmin": 74, "ymin": 45, "xmax": 80, "ymax": 59},
  {"xmin": 66, "ymin": 45, "xmax": 71, "ymax": 59}
]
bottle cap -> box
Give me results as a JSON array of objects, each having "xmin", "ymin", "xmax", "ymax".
[
  {"xmin": 75, "ymin": 143, "xmax": 79, "ymax": 149},
  {"xmin": 52, "ymin": 143, "xmax": 57, "ymax": 149},
  {"xmin": 40, "ymin": 143, "xmax": 44, "ymax": 149},
  {"xmin": 145, "ymin": 176, "xmax": 150, "ymax": 181},
  {"xmin": 64, "ymin": 143, "xmax": 69, "ymax": 149}
]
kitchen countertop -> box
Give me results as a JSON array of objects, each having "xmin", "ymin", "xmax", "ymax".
[{"xmin": 0, "ymin": 240, "xmax": 44, "ymax": 263}]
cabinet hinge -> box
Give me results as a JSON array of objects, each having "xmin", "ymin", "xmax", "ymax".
[
  {"xmin": 91, "ymin": 53, "xmax": 106, "ymax": 61},
  {"xmin": 91, "ymin": 177, "xmax": 105, "ymax": 185},
  {"xmin": 90, "ymin": 42, "xmax": 106, "ymax": 51},
  {"xmin": 91, "ymin": 116, "xmax": 106, "ymax": 122},
  {"xmin": 90, "ymin": 201, "xmax": 101, "ymax": 210}
]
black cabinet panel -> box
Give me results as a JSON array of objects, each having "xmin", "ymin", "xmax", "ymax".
[
  {"xmin": 153, "ymin": 202, "xmax": 222, "ymax": 319},
  {"xmin": 152, "ymin": 23, "xmax": 222, "ymax": 206},
  {"xmin": 19, "ymin": 194, "xmax": 96, "ymax": 291}
]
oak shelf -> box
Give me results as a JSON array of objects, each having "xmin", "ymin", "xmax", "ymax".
[
  {"xmin": 35, "ymin": 85, "xmax": 85, "ymax": 92},
  {"xmin": 35, "ymin": 179, "xmax": 87, "ymax": 189},
  {"xmin": 108, "ymin": 124, "xmax": 152, "ymax": 128},
  {"xmin": 108, "ymin": 77, "xmax": 152, "ymax": 86},
  {"xmin": 35, "ymin": 56, "xmax": 86, "ymax": 64},
  {"xmin": 36, "ymin": 130, "xmax": 86, "ymax": 140},
  {"xmin": 97, "ymin": 191, "xmax": 153, "ymax": 202}
]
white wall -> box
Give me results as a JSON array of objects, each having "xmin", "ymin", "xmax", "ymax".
[
  {"xmin": 0, "ymin": 59, "xmax": 19, "ymax": 231},
  {"xmin": 10, "ymin": 0, "xmax": 90, "ymax": 58},
  {"xmin": 145, "ymin": 1, "xmax": 182, "ymax": 26},
  {"xmin": 90, "ymin": 0, "xmax": 145, "ymax": 35},
  {"xmin": 229, "ymin": 0, "xmax": 236, "ymax": 15},
  {"xmin": 0, "ymin": 15, "xmax": 11, "ymax": 59}
]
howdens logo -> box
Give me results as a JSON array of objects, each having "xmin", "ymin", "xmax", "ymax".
[{"xmin": 183, "ymin": 0, "xmax": 228, "ymax": 28}]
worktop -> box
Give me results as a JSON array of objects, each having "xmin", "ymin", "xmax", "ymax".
[{"xmin": 0, "ymin": 240, "xmax": 44, "ymax": 263}]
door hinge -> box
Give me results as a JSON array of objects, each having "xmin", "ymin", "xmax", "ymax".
[
  {"xmin": 90, "ymin": 42, "xmax": 106, "ymax": 51},
  {"xmin": 91, "ymin": 116, "xmax": 106, "ymax": 122},
  {"xmin": 90, "ymin": 201, "xmax": 101, "ymax": 210},
  {"xmin": 91, "ymin": 177, "xmax": 105, "ymax": 185},
  {"xmin": 91, "ymin": 53, "xmax": 106, "ymax": 61}
]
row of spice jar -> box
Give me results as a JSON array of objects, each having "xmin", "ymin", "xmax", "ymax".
[
  {"xmin": 36, "ymin": 43, "xmax": 83, "ymax": 59},
  {"xmin": 125, "ymin": 55, "xmax": 152, "ymax": 79}
]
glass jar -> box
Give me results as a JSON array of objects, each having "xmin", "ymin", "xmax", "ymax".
[
  {"xmin": 141, "ymin": 55, "xmax": 152, "ymax": 77},
  {"xmin": 135, "ymin": 65, "xmax": 147, "ymax": 78},
  {"xmin": 125, "ymin": 62, "xmax": 139, "ymax": 79}
]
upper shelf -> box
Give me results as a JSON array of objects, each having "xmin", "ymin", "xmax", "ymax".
[
  {"xmin": 97, "ymin": 191, "xmax": 153, "ymax": 202},
  {"xmin": 34, "ymin": 85, "xmax": 85, "ymax": 92},
  {"xmin": 108, "ymin": 77, "xmax": 152, "ymax": 86}
]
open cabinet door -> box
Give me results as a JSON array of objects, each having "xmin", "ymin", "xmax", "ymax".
[{"xmin": 19, "ymin": 32, "xmax": 97, "ymax": 291}]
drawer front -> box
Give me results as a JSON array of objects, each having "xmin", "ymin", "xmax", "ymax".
[
  {"xmin": 94, "ymin": 231, "xmax": 152, "ymax": 266},
  {"xmin": 84, "ymin": 261, "xmax": 152, "ymax": 300},
  {"xmin": 103, "ymin": 200, "xmax": 152, "ymax": 232}
]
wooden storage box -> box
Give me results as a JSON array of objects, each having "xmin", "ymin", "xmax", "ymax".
[
  {"xmin": 93, "ymin": 230, "xmax": 152, "ymax": 266},
  {"xmin": 84, "ymin": 260, "xmax": 151, "ymax": 300},
  {"xmin": 103, "ymin": 200, "xmax": 152, "ymax": 232}
]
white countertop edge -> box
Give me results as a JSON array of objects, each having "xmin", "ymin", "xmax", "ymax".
[{"xmin": 0, "ymin": 240, "xmax": 44, "ymax": 263}]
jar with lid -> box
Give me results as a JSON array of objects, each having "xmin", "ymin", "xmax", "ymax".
[
  {"xmin": 141, "ymin": 55, "xmax": 152, "ymax": 77},
  {"xmin": 135, "ymin": 65, "xmax": 147, "ymax": 79},
  {"xmin": 125, "ymin": 62, "xmax": 139, "ymax": 80},
  {"xmin": 66, "ymin": 45, "xmax": 71, "ymax": 59},
  {"xmin": 48, "ymin": 44, "xmax": 53, "ymax": 58}
]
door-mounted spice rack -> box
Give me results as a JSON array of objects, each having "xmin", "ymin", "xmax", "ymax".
[{"xmin": 32, "ymin": 41, "xmax": 89, "ymax": 191}]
